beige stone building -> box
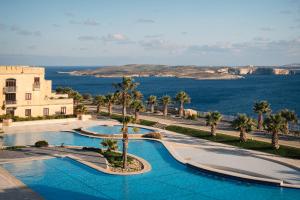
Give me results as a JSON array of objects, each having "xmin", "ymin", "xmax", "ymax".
[{"xmin": 0, "ymin": 66, "xmax": 73, "ymax": 117}]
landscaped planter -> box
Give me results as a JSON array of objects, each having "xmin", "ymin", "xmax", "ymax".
[
  {"xmin": 2, "ymin": 118, "xmax": 12, "ymax": 126},
  {"xmin": 77, "ymin": 114, "xmax": 92, "ymax": 121}
]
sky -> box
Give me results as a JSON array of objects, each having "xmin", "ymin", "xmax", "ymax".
[{"xmin": 0, "ymin": 0, "xmax": 299, "ymax": 66}]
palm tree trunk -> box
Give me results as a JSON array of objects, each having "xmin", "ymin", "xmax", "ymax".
[
  {"xmin": 272, "ymin": 131, "xmax": 280, "ymax": 149},
  {"xmin": 135, "ymin": 111, "xmax": 139, "ymax": 123},
  {"xmin": 284, "ymin": 122, "xmax": 289, "ymax": 134},
  {"xmin": 108, "ymin": 103, "xmax": 113, "ymax": 116},
  {"xmin": 240, "ymin": 129, "xmax": 247, "ymax": 142},
  {"xmin": 122, "ymin": 124, "xmax": 128, "ymax": 169},
  {"xmin": 151, "ymin": 104, "xmax": 154, "ymax": 113},
  {"xmin": 163, "ymin": 104, "xmax": 168, "ymax": 117},
  {"xmin": 122, "ymin": 93, "xmax": 126, "ymax": 117},
  {"xmin": 258, "ymin": 113, "xmax": 263, "ymax": 131},
  {"xmin": 179, "ymin": 101, "xmax": 184, "ymax": 117},
  {"xmin": 97, "ymin": 104, "xmax": 101, "ymax": 113},
  {"xmin": 211, "ymin": 125, "xmax": 216, "ymax": 136}
]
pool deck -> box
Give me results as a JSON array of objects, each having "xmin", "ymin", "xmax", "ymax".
[{"xmin": 1, "ymin": 118, "xmax": 300, "ymax": 198}]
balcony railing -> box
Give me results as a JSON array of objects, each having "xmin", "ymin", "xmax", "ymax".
[
  {"xmin": 3, "ymin": 86, "xmax": 16, "ymax": 93},
  {"xmin": 5, "ymin": 100, "xmax": 17, "ymax": 105},
  {"xmin": 33, "ymin": 83, "xmax": 40, "ymax": 91}
]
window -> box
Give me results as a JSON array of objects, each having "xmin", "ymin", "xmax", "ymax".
[
  {"xmin": 61, "ymin": 107, "xmax": 66, "ymax": 115},
  {"xmin": 34, "ymin": 77, "xmax": 40, "ymax": 84},
  {"xmin": 43, "ymin": 108, "xmax": 49, "ymax": 116},
  {"xmin": 25, "ymin": 93, "xmax": 32, "ymax": 100},
  {"xmin": 5, "ymin": 93, "xmax": 16, "ymax": 101},
  {"xmin": 25, "ymin": 109, "xmax": 31, "ymax": 117},
  {"xmin": 6, "ymin": 79, "xmax": 16, "ymax": 87}
]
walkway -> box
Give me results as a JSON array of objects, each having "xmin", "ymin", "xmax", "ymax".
[{"xmin": 138, "ymin": 114, "xmax": 300, "ymax": 148}]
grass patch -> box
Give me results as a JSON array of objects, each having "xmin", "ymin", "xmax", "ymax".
[
  {"xmin": 138, "ymin": 119, "xmax": 156, "ymax": 126},
  {"xmin": 166, "ymin": 125, "xmax": 300, "ymax": 159},
  {"xmin": 5, "ymin": 146, "xmax": 26, "ymax": 150}
]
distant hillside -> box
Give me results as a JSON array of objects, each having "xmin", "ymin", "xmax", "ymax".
[{"xmin": 65, "ymin": 64, "xmax": 300, "ymax": 79}]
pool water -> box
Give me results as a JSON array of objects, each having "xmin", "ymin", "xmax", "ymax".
[
  {"xmin": 86, "ymin": 125, "xmax": 153, "ymax": 135},
  {"xmin": 2, "ymin": 131, "xmax": 300, "ymax": 200}
]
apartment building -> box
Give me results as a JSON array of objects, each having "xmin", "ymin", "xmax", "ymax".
[{"xmin": 0, "ymin": 66, "xmax": 73, "ymax": 117}]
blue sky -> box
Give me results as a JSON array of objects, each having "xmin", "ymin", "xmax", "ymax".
[{"xmin": 0, "ymin": 0, "xmax": 299, "ymax": 66}]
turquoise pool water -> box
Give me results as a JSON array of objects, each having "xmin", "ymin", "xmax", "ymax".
[
  {"xmin": 2, "ymin": 131, "xmax": 300, "ymax": 200},
  {"xmin": 86, "ymin": 125, "xmax": 153, "ymax": 135}
]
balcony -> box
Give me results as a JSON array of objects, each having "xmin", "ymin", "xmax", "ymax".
[
  {"xmin": 3, "ymin": 86, "xmax": 16, "ymax": 93},
  {"xmin": 5, "ymin": 100, "xmax": 17, "ymax": 105},
  {"xmin": 33, "ymin": 83, "xmax": 40, "ymax": 91}
]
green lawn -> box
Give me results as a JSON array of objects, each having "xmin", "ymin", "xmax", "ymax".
[{"xmin": 166, "ymin": 125, "xmax": 300, "ymax": 159}]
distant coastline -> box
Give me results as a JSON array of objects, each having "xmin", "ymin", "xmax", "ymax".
[{"xmin": 62, "ymin": 64, "xmax": 300, "ymax": 80}]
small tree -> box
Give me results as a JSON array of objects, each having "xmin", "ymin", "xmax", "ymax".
[
  {"xmin": 253, "ymin": 101, "xmax": 271, "ymax": 131},
  {"xmin": 175, "ymin": 91, "xmax": 190, "ymax": 117},
  {"xmin": 205, "ymin": 112, "xmax": 222, "ymax": 136},
  {"xmin": 94, "ymin": 95, "xmax": 106, "ymax": 113},
  {"xmin": 105, "ymin": 93, "xmax": 117, "ymax": 116},
  {"xmin": 279, "ymin": 109, "xmax": 298, "ymax": 134},
  {"xmin": 101, "ymin": 139, "xmax": 118, "ymax": 152},
  {"xmin": 74, "ymin": 104, "xmax": 88, "ymax": 115},
  {"xmin": 130, "ymin": 100, "xmax": 145, "ymax": 123},
  {"xmin": 232, "ymin": 114, "xmax": 256, "ymax": 142},
  {"xmin": 161, "ymin": 95, "xmax": 171, "ymax": 117},
  {"xmin": 147, "ymin": 95, "xmax": 157, "ymax": 113},
  {"xmin": 133, "ymin": 90, "xmax": 143, "ymax": 101},
  {"xmin": 264, "ymin": 113, "xmax": 285, "ymax": 149}
]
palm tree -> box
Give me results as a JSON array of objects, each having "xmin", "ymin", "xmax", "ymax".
[
  {"xmin": 264, "ymin": 113, "xmax": 285, "ymax": 149},
  {"xmin": 279, "ymin": 109, "xmax": 298, "ymax": 134},
  {"xmin": 105, "ymin": 93, "xmax": 117, "ymax": 116},
  {"xmin": 113, "ymin": 77, "xmax": 138, "ymax": 116},
  {"xmin": 147, "ymin": 95, "xmax": 157, "ymax": 113},
  {"xmin": 121, "ymin": 116, "xmax": 133, "ymax": 168},
  {"xmin": 253, "ymin": 101, "xmax": 271, "ymax": 131},
  {"xmin": 69, "ymin": 91, "xmax": 83, "ymax": 106},
  {"xmin": 205, "ymin": 112, "xmax": 222, "ymax": 136},
  {"xmin": 101, "ymin": 139, "xmax": 118, "ymax": 152},
  {"xmin": 133, "ymin": 90, "xmax": 143, "ymax": 100},
  {"xmin": 232, "ymin": 114, "xmax": 256, "ymax": 142},
  {"xmin": 161, "ymin": 95, "xmax": 171, "ymax": 117},
  {"xmin": 74, "ymin": 104, "xmax": 88, "ymax": 115},
  {"xmin": 130, "ymin": 100, "xmax": 145, "ymax": 123},
  {"xmin": 175, "ymin": 91, "xmax": 191, "ymax": 117},
  {"xmin": 94, "ymin": 95, "xmax": 106, "ymax": 113}
]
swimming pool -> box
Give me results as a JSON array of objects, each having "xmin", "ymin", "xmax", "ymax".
[
  {"xmin": 2, "ymin": 131, "xmax": 300, "ymax": 200},
  {"xmin": 85, "ymin": 125, "xmax": 153, "ymax": 135}
]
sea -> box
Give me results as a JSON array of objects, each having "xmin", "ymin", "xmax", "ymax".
[{"xmin": 45, "ymin": 66, "xmax": 300, "ymax": 118}]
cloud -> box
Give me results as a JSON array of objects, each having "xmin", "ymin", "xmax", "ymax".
[
  {"xmin": 136, "ymin": 18, "xmax": 155, "ymax": 23},
  {"xmin": 280, "ymin": 10, "xmax": 292, "ymax": 14},
  {"xmin": 83, "ymin": 19, "xmax": 100, "ymax": 26},
  {"xmin": 181, "ymin": 32, "xmax": 188, "ymax": 35},
  {"xmin": 253, "ymin": 37, "xmax": 270, "ymax": 42},
  {"xmin": 69, "ymin": 19, "xmax": 100, "ymax": 26},
  {"xmin": 0, "ymin": 23, "xmax": 7, "ymax": 30},
  {"xmin": 144, "ymin": 34, "xmax": 163, "ymax": 38},
  {"xmin": 52, "ymin": 24, "xmax": 60, "ymax": 28},
  {"xmin": 65, "ymin": 12, "xmax": 75, "ymax": 17},
  {"xmin": 185, "ymin": 38, "xmax": 300, "ymax": 56},
  {"xmin": 139, "ymin": 39, "xmax": 184, "ymax": 54},
  {"xmin": 102, "ymin": 33, "xmax": 128, "ymax": 42},
  {"xmin": 259, "ymin": 27, "xmax": 275, "ymax": 31},
  {"xmin": 78, "ymin": 35, "xmax": 99, "ymax": 41},
  {"xmin": 9, "ymin": 25, "xmax": 42, "ymax": 37}
]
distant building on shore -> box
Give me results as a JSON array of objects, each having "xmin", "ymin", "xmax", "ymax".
[{"xmin": 0, "ymin": 66, "xmax": 73, "ymax": 117}]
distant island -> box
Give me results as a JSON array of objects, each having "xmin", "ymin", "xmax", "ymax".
[{"xmin": 63, "ymin": 64, "xmax": 300, "ymax": 80}]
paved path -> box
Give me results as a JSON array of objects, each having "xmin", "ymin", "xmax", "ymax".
[{"xmin": 138, "ymin": 114, "xmax": 300, "ymax": 148}]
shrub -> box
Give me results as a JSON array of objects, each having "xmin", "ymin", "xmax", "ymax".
[
  {"xmin": 142, "ymin": 132, "xmax": 162, "ymax": 139},
  {"xmin": 187, "ymin": 114, "xmax": 197, "ymax": 120},
  {"xmin": 138, "ymin": 119, "xmax": 156, "ymax": 126},
  {"xmin": 35, "ymin": 140, "xmax": 49, "ymax": 147}
]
